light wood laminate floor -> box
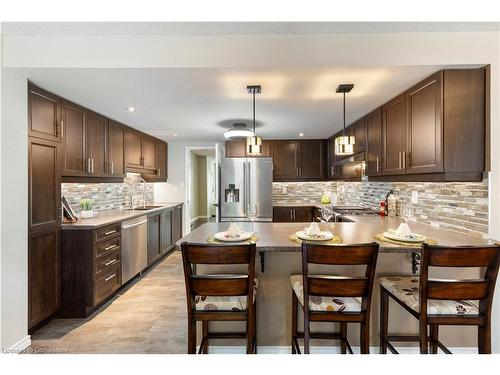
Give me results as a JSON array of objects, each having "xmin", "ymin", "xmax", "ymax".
[{"xmin": 29, "ymin": 251, "xmax": 188, "ymax": 354}]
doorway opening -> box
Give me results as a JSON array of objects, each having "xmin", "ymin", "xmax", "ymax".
[{"xmin": 187, "ymin": 148, "xmax": 217, "ymax": 231}]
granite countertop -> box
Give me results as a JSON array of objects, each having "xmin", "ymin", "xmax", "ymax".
[
  {"xmin": 61, "ymin": 202, "xmax": 183, "ymax": 230},
  {"xmin": 273, "ymin": 202, "xmax": 323, "ymax": 208},
  {"xmin": 176, "ymin": 216, "xmax": 492, "ymax": 253}
]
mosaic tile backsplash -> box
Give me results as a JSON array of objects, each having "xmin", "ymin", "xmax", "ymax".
[
  {"xmin": 62, "ymin": 173, "xmax": 154, "ymax": 214},
  {"xmin": 273, "ymin": 178, "xmax": 489, "ymax": 238}
]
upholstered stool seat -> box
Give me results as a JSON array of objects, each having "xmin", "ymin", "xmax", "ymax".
[
  {"xmin": 196, "ymin": 277, "xmax": 259, "ymax": 311},
  {"xmin": 290, "ymin": 275, "xmax": 362, "ymax": 312},
  {"xmin": 378, "ymin": 276, "xmax": 479, "ymax": 315}
]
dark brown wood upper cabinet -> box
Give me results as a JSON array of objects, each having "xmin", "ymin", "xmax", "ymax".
[
  {"xmin": 61, "ymin": 100, "xmax": 87, "ymax": 176},
  {"xmin": 326, "ymin": 135, "xmax": 336, "ymax": 178},
  {"xmin": 348, "ymin": 117, "xmax": 366, "ymax": 154},
  {"xmin": 28, "ymin": 84, "xmax": 62, "ymax": 143},
  {"xmin": 366, "ymin": 107, "xmax": 383, "ymax": 176},
  {"xmin": 382, "ymin": 93, "xmax": 407, "ymax": 176},
  {"xmin": 272, "ymin": 140, "xmax": 299, "ymax": 180},
  {"xmin": 142, "ymin": 136, "xmax": 157, "ymax": 171},
  {"xmin": 225, "ymin": 139, "xmax": 273, "ymax": 158},
  {"xmin": 28, "ymin": 138, "xmax": 61, "ymax": 232},
  {"xmin": 298, "ymin": 140, "xmax": 325, "ymax": 180},
  {"xmin": 107, "ymin": 121, "xmax": 126, "ymax": 178},
  {"xmin": 86, "ymin": 111, "xmax": 108, "ymax": 177},
  {"xmin": 405, "ymin": 71, "xmax": 443, "ymax": 174},
  {"xmin": 156, "ymin": 141, "xmax": 168, "ymax": 181},
  {"xmin": 124, "ymin": 129, "xmax": 143, "ymax": 169}
]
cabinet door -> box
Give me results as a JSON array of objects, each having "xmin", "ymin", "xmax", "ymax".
[
  {"xmin": 327, "ymin": 136, "xmax": 336, "ymax": 178},
  {"xmin": 405, "ymin": 71, "xmax": 443, "ymax": 174},
  {"xmin": 29, "ymin": 138, "xmax": 61, "ymax": 232},
  {"xmin": 272, "ymin": 141, "xmax": 298, "ymax": 180},
  {"xmin": 147, "ymin": 213, "xmax": 161, "ymax": 265},
  {"xmin": 156, "ymin": 141, "xmax": 168, "ymax": 181},
  {"xmin": 382, "ymin": 94, "xmax": 406, "ymax": 175},
  {"xmin": 171, "ymin": 205, "xmax": 183, "ymax": 244},
  {"xmin": 86, "ymin": 111, "xmax": 108, "ymax": 177},
  {"xmin": 142, "ymin": 136, "xmax": 157, "ymax": 170},
  {"xmin": 273, "ymin": 207, "xmax": 293, "ymax": 222},
  {"xmin": 107, "ymin": 121, "xmax": 126, "ymax": 178},
  {"xmin": 293, "ymin": 207, "xmax": 312, "ymax": 222},
  {"xmin": 61, "ymin": 100, "xmax": 87, "ymax": 176},
  {"xmin": 298, "ymin": 140, "xmax": 325, "ymax": 179},
  {"xmin": 160, "ymin": 209, "xmax": 172, "ymax": 253},
  {"xmin": 125, "ymin": 129, "xmax": 143, "ymax": 170},
  {"xmin": 28, "ymin": 84, "xmax": 62, "ymax": 143},
  {"xmin": 225, "ymin": 140, "xmax": 247, "ymax": 157},
  {"xmin": 29, "ymin": 226, "xmax": 60, "ymax": 328},
  {"xmin": 366, "ymin": 107, "xmax": 383, "ymax": 176},
  {"xmin": 347, "ymin": 118, "xmax": 366, "ymax": 154}
]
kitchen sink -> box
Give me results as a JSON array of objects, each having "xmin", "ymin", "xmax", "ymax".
[{"xmin": 126, "ymin": 205, "xmax": 163, "ymax": 211}]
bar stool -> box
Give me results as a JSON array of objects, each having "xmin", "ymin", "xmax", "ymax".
[
  {"xmin": 181, "ymin": 242, "xmax": 257, "ymax": 354},
  {"xmin": 290, "ymin": 242, "xmax": 380, "ymax": 354},
  {"xmin": 379, "ymin": 243, "xmax": 500, "ymax": 354}
]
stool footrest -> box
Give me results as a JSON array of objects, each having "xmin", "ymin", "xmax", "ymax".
[
  {"xmin": 293, "ymin": 332, "xmax": 354, "ymax": 354},
  {"xmin": 384, "ymin": 334, "xmax": 452, "ymax": 354}
]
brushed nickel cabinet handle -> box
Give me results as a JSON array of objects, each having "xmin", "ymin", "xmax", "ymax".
[
  {"xmin": 376, "ymin": 157, "xmax": 379, "ymax": 172},
  {"xmin": 87, "ymin": 158, "xmax": 91, "ymax": 173},
  {"xmin": 105, "ymin": 259, "xmax": 117, "ymax": 266},
  {"xmin": 406, "ymin": 152, "xmax": 411, "ymax": 168},
  {"xmin": 60, "ymin": 121, "xmax": 64, "ymax": 138},
  {"xmin": 105, "ymin": 273, "xmax": 116, "ymax": 282},
  {"xmin": 402, "ymin": 152, "xmax": 406, "ymax": 169},
  {"xmin": 398, "ymin": 152, "xmax": 402, "ymax": 169},
  {"xmin": 91, "ymin": 158, "xmax": 95, "ymax": 173},
  {"xmin": 104, "ymin": 230, "xmax": 117, "ymax": 235},
  {"xmin": 104, "ymin": 244, "xmax": 117, "ymax": 251},
  {"xmin": 111, "ymin": 161, "xmax": 114, "ymax": 175}
]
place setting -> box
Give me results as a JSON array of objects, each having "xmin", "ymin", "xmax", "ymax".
[
  {"xmin": 289, "ymin": 221, "xmax": 342, "ymax": 245},
  {"xmin": 208, "ymin": 204, "xmax": 260, "ymax": 244}
]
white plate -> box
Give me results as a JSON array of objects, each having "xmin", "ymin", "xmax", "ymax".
[
  {"xmin": 296, "ymin": 231, "xmax": 334, "ymax": 241},
  {"xmin": 214, "ymin": 231, "xmax": 253, "ymax": 242},
  {"xmin": 383, "ymin": 231, "xmax": 426, "ymax": 243}
]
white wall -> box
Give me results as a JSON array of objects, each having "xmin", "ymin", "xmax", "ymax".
[{"xmin": 0, "ymin": 69, "xmax": 29, "ymax": 350}]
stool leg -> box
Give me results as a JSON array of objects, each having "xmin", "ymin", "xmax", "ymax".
[
  {"xmin": 478, "ymin": 318, "xmax": 491, "ymax": 354},
  {"xmin": 340, "ymin": 323, "xmax": 347, "ymax": 354},
  {"xmin": 304, "ymin": 308, "xmax": 311, "ymax": 354},
  {"xmin": 246, "ymin": 307, "xmax": 255, "ymax": 354},
  {"xmin": 419, "ymin": 320, "xmax": 428, "ymax": 354},
  {"xmin": 253, "ymin": 300, "xmax": 257, "ymax": 354},
  {"xmin": 291, "ymin": 291, "xmax": 298, "ymax": 354},
  {"xmin": 430, "ymin": 325, "xmax": 438, "ymax": 354},
  {"xmin": 188, "ymin": 318, "xmax": 196, "ymax": 354},
  {"xmin": 379, "ymin": 288, "xmax": 389, "ymax": 354},
  {"xmin": 202, "ymin": 321, "xmax": 209, "ymax": 354},
  {"xmin": 360, "ymin": 321, "xmax": 370, "ymax": 354}
]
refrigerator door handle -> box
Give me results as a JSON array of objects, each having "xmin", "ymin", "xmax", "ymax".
[
  {"xmin": 243, "ymin": 162, "xmax": 247, "ymax": 216},
  {"xmin": 245, "ymin": 160, "xmax": 251, "ymax": 214}
]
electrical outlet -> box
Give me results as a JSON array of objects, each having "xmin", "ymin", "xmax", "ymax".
[
  {"xmin": 411, "ymin": 191, "xmax": 418, "ymax": 204},
  {"xmin": 282, "ymin": 186, "xmax": 287, "ymax": 194}
]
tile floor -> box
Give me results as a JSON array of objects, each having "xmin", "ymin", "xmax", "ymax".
[{"xmin": 28, "ymin": 251, "xmax": 188, "ymax": 354}]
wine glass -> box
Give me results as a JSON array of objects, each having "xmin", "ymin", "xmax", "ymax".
[
  {"xmin": 401, "ymin": 204, "xmax": 414, "ymax": 223},
  {"xmin": 247, "ymin": 204, "xmax": 258, "ymax": 234},
  {"xmin": 321, "ymin": 205, "xmax": 333, "ymax": 223}
]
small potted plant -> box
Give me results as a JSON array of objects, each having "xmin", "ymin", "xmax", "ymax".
[{"xmin": 80, "ymin": 199, "xmax": 94, "ymax": 219}]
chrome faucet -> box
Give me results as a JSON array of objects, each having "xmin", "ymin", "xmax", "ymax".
[{"xmin": 128, "ymin": 176, "xmax": 148, "ymax": 209}]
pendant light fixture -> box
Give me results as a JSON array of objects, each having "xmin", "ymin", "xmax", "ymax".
[
  {"xmin": 246, "ymin": 85, "xmax": 263, "ymax": 156},
  {"xmin": 224, "ymin": 122, "xmax": 254, "ymax": 139},
  {"xmin": 334, "ymin": 83, "xmax": 355, "ymax": 156}
]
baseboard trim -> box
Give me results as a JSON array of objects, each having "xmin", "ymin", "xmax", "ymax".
[
  {"xmin": 5, "ymin": 335, "xmax": 31, "ymax": 354},
  {"xmin": 198, "ymin": 345, "xmax": 478, "ymax": 354}
]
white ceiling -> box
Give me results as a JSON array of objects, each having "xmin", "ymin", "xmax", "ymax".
[
  {"xmin": 3, "ymin": 22, "xmax": 499, "ymax": 36},
  {"xmin": 17, "ymin": 65, "xmax": 461, "ymax": 142}
]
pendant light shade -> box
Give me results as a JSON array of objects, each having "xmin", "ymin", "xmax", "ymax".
[
  {"xmin": 224, "ymin": 123, "xmax": 254, "ymax": 139},
  {"xmin": 246, "ymin": 85, "xmax": 263, "ymax": 156},
  {"xmin": 334, "ymin": 84, "xmax": 355, "ymax": 156}
]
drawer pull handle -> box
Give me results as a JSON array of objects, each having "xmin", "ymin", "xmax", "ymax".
[
  {"xmin": 104, "ymin": 259, "xmax": 117, "ymax": 266},
  {"xmin": 104, "ymin": 230, "xmax": 117, "ymax": 235},
  {"xmin": 104, "ymin": 244, "xmax": 118, "ymax": 251},
  {"xmin": 105, "ymin": 273, "xmax": 116, "ymax": 282}
]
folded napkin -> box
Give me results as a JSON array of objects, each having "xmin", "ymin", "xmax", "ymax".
[
  {"xmin": 305, "ymin": 222, "xmax": 321, "ymax": 236},
  {"xmin": 395, "ymin": 223, "xmax": 412, "ymax": 238},
  {"xmin": 227, "ymin": 222, "xmax": 241, "ymax": 235}
]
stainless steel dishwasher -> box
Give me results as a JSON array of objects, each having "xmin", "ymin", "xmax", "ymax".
[{"xmin": 121, "ymin": 215, "xmax": 148, "ymax": 284}]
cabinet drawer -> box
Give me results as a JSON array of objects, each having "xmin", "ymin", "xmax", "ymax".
[
  {"xmin": 94, "ymin": 264, "xmax": 120, "ymax": 305},
  {"xmin": 95, "ymin": 237, "xmax": 121, "ymax": 259},
  {"xmin": 95, "ymin": 249, "xmax": 120, "ymax": 275},
  {"xmin": 94, "ymin": 223, "xmax": 121, "ymax": 243}
]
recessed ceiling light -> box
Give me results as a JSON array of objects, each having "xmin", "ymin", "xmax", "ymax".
[
  {"xmin": 299, "ymin": 132, "xmax": 304, "ymax": 137},
  {"xmin": 127, "ymin": 107, "xmax": 135, "ymax": 112},
  {"xmin": 173, "ymin": 133, "xmax": 178, "ymax": 137}
]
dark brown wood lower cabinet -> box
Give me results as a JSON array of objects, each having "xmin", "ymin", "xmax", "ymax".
[
  {"xmin": 147, "ymin": 212, "xmax": 161, "ymax": 265},
  {"xmin": 273, "ymin": 206, "xmax": 313, "ymax": 222},
  {"xmin": 172, "ymin": 205, "xmax": 183, "ymax": 244},
  {"xmin": 29, "ymin": 226, "xmax": 60, "ymax": 329},
  {"xmin": 160, "ymin": 209, "xmax": 172, "ymax": 253}
]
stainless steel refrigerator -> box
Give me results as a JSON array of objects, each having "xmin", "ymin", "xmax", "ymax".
[{"xmin": 219, "ymin": 157, "xmax": 273, "ymax": 222}]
